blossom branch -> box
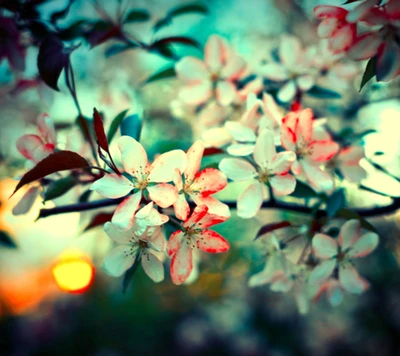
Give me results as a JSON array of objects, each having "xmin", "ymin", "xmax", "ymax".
[{"xmin": 37, "ymin": 195, "xmax": 400, "ymax": 220}]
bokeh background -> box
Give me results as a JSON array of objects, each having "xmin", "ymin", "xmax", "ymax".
[{"xmin": 1, "ymin": 0, "xmax": 400, "ymax": 355}]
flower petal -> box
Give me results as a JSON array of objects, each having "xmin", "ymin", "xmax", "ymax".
[
  {"xmin": 170, "ymin": 240, "xmax": 193, "ymax": 285},
  {"xmin": 90, "ymin": 174, "xmax": 133, "ymax": 199},
  {"xmin": 270, "ymin": 174, "xmax": 296, "ymax": 196},
  {"xmin": 197, "ymin": 229, "xmax": 229, "ymax": 253},
  {"xmin": 193, "ymin": 168, "xmax": 227, "ymax": 196},
  {"xmin": 103, "ymin": 245, "xmax": 136, "ymax": 277},
  {"xmin": 174, "ymin": 193, "xmax": 190, "ymax": 221},
  {"xmin": 178, "ymin": 82, "xmax": 213, "ymax": 105},
  {"xmin": 279, "ymin": 35, "xmax": 302, "ymax": 70},
  {"xmin": 277, "ymin": 80, "xmax": 297, "ymax": 103},
  {"xmin": 314, "ymin": 5, "xmax": 348, "ymax": 20},
  {"xmin": 253, "ymin": 129, "xmax": 276, "ymax": 169},
  {"xmin": 313, "ymin": 233, "xmax": 338, "ymax": 259},
  {"xmin": 309, "ymin": 140, "xmax": 339, "ymax": 162},
  {"xmin": 147, "ymin": 183, "xmax": 178, "ymax": 208},
  {"xmin": 167, "ymin": 230, "xmax": 184, "ymax": 256},
  {"xmin": 309, "ymin": 259, "xmax": 337, "ymax": 284},
  {"xmin": 193, "ymin": 195, "xmax": 230, "ymax": 218},
  {"xmin": 326, "ymin": 280, "xmax": 344, "ymax": 307},
  {"xmin": 346, "ymin": 0, "xmax": 378, "ymax": 23},
  {"xmin": 104, "ymin": 221, "xmax": 134, "ymax": 244},
  {"xmin": 216, "ymin": 80, "xmax": 236, "ymax": 106},
  {"xmin": 141, "ymin": 251, "xmax": 164, "ymax": 282},
  {"xmin": 112, "ymin": 191, "xmax": 142, "ymax": 230},
  {"xmin": 184, "ymin": 205, "xmax": 209, "ymax": 228},
  {"xmin": 347, "ymin": 32, "xmax": 381, "ymax": 61},
  {"xmin": 185, "ymin": 140, "xmax": 204, "ymax": 182},
  {"xmin": 237, "ymin": 182, "xmax": 264, "ymax": 219},
  {"xmin": 37, "ymin": 113, "xmax": 56, "ymax": 145},
  {"xmin": 301, "ymin": 159, "xmax": 334, "ymax": 193},
  {"xmin": 175, "ymin": 57, "xmax": 209, "ymax": 83},
  {"xmin": 16, "ymin": 134, "xmax": 44, "ymax": 161},
  {"xmin": 329, "ymin": 24, "xmax": 356, "ymax": 54},
  {"xmin": 204, "ymin": 35, "xmax": 226, "ymax": 73},
  {"xmin": 12, "ymin": 186, "xmax": 39, "ymax": 215},
  {"xmin": 339, "ymin": 263, "xmax": 369, "ymax": 294},
  {"xmin": 339, "ymin": 146, "xmax": 364, "ymax": 164},
  {"xmin": 260, "ymin": 62, "xmax": 289, "ymax": 81},
  {"xmin": 271, "ymin": 151, "xmax": 296, "ymax": 175},
  {"xmin": 225, "ymin": 121, "xmax": 256, "ymax": 142},
  {"xmin": 227, "ymin": 143, "xmax": 255, "ymax": 156},
  {"xmin": 348, "ymin": 232, "xmax": 379, "ymax": 258},
  {"xmin": 149, "ymin": 150, "xmax": 187, "ymax": 183},
  {"xmin": 338, "ymin": 219, "xmax": 361, "ymax": 250},
  {"xmin": 317, "ymin": 18, "xmax": 339, "ymax": 38},
  {"xmin": 117, "ymin": 136, "xmax": 148, "ymax": 177},
  {"xmin": 219, "ymin": 158, "xmax": 257, "ymax": 181},
  {"xmin": 296, "ymin": 75, "xmax": 314, "ymax": 91},
  {"xmin": 340, "ymin": 165, "xmax": 367, "ymax": 183},
  {"xmin": 221, "ymin": 54, "xmax": 246, "ymax": 80}
]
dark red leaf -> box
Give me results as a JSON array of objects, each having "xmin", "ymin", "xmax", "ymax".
[
  {"xmin": 84, "ymin": 212, "xmax": 113, "ymax": 231},
  {"xmin": 255, "ymin": 221, "xmax": 292, "ymax": 239},
  {"xmin": 203, "ymin": 147, "xmax": 225, "ymax": 156},
  {"xmin": 93, "ymin": 108, "xmax": 109, "ymax": 152},
  {"xmin": 11, "ymin": 151, "xmax": 89, "ymax": 197},
  {"xmin": 37, "ymin": 36, "xmax": 70, "ymax": 91},
  {"xmin": 151, "ymin": 36, "xmax": 199, "ymax": 48}
]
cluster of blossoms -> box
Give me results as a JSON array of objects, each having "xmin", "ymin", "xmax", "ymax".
[
  {"xmin": 90, "ymin": 136, "xmax": 230, "ymax": 285},
  {"xmin": 315, "ymin": 0, "xmax": 400, "ymax": 81},
  {"xmin": 249, "ymin": 220, "xmax": 379, "ymax": 312}
]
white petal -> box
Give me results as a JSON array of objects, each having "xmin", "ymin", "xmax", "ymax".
[
  {"xmin": 147, "ymin": 183, "xmax": 178, "ymax": 208},
  {"xmin": 225, "ymin": 121, "xmax": 256, "ymax": 142},
  {"xmin": 339, "ymin": 264, "xmax": 369, "ymax": 294},
  {"xmin": 308, "ymin": 259, "xmax": 336, "ymax": 284},
  {"xmin": 149, "ymin": 150, "xmax": 187, "ymax": 183},
  {"xmin": 253, "ymin": 129, "xmax": 276, "ymax": 169},
  {"xmin": 277, "ymin": 81, "xmax": 297, "ymax": 103},
  {"xmin": 237, "ymin": 182, "xmax": 264, "ymax": 218},
  {"xmin": 338, "ymin": 219, "xmax": 360, "ymax": 250},
  {"xmin": 90, "ymin": 174, "xmax": 133, "ymax": 199},
  {"xmin": 216, "ymin": 81, "xmax": 236, "ymax": 106},
  {"xmin": 221, "ymin": 55, "xmax": 246, "ymax": 80},
  {"xmin": 271, "ymin": 151, "xmax": 296, "ymax": 175},
  {"xmin": 117, "ymin": 136, "xmax": 148, "ymax": 177},
  {"xmin": 141, "ymin": 251, "xmax": 164, "ymax": 282},
  {"xmin": 104, "ymin": 221, "xmax": 134, "ymax": 244},
  {"xmin": 227, "ymin": 143, "xmax": 255, "ymax": 156},
  {"xmin": 178, "ymin": 82, "xmax": 212, "ymax": 105},
  {"xmin": 12, "ymin": 186, "xmax": 39, "ymax": 215},
  {"xmin": 175, "ymin": 57, "xmax": 209, "ymax": 82},
  {"xmin": 185, "ymin": 140, "xmax": 204, "ymax": 182},
  {"xmin": 260, "ymin": 62, "xmax": 289, "ymax": 81},
  {"xmin": 219, "ymin": 158, "xmax": 256, "ymax": 181},
  {"xmin": 348, "ymin": 232, "xmax": 379, "ymax": 258},
  {"xmin": 312, "ymin": 233, "xmax": 338, "ymax": 259},
  {"xmin": 270, "ymin": 174, "xmax": 296, "ymax": 196},
  {"xmin": 103, "ymin": 245, "xmax": 136, "ymax": 277},
  {"xmin": 112, "ymin": 192, "xmax": 142, "ymax": 230}
]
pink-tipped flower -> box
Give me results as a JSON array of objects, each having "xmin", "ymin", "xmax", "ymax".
[
  {"xmin": 167, "ymin": 205, "xmax": 229, "ymax": 285},
  {"xmin": 90, "ymin": 136, "xmax": 187, "ymax": 230},
  {"xmin": 313, "ymin": 278, "xmax": 345, "ymax": 307},
  {"xmin": 173, "ymin": 140, "xmax": 229, "ymax": 221},
  {"xmin": 314, "ymin": 5, "xmax": 357, "ymax": 54},
  {"xmin": 16, "ymin": 113, "xmax": 56, "ymax": 164},
  {"xmin": 260, "ymin": 35, "xmax": 316, "ymax": 103},
  {"xmin": 220, "ymin": 129, "xmax": 297, "ymax": 219},
  {"xmin": 280, "ymin": 108, "xmax": 339, "ymax": 193},
  {"xmin": 309, "ymin": 220, "xmax": 379, "ymax": 294},
  {"xmin": 175, "ymin": 35, "xmax": 246, "ymax": 107}
]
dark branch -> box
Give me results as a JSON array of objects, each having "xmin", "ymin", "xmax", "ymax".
[{"xmin": 37, "ymin": 196, "xmax": 400, "ymax": 220}]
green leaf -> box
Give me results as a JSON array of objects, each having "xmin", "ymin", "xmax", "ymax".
[
  {"xmin": 78, "ymin": 189, "xmax": 92, "ymax": 203},
  {"xmin": 169, "ymin": 3, "xmax": 208, "ymax": 17},
  {"xmin": 124, "ymin": 9, "xmax": 150, "ymax": 23},
  {"xmin": 359, "ymin": 56, "xmax": 376, "ymax": 91},
  {"xmin": 105, "ymin": 44, "xmax": 137, "ymax": 58},
  {"xmin": 123, "ymin": 255, "xmax": 141, "ymax": 293},
  {"xmin": 11, "ymin": 151, "xmax": 90, "ymax": 197},
  {"xmin": 0, "ymin": 231, "xmax": 17, "ymax": 248},
  {"xmin": 290, "ymin": 181, "xmax": 317, "ymax": 199},
  {"xmin": 335, "ymin": 208, "xmax": 377, "ymax": 232},
  {"xmin": 107, "ymin": 109, "xmax": 129, "ymax": 143},
  {"xmin": 307, "ymin": 85, "xmax": 341, "ymax": 99},
  {"xmin": 326, "ymin": 188, "xmax": 346, "ymax": 218},
  {"xmin": 44, "ymin": 176, "xmax": 77, "ymax": 201},
  {"xmin": 120, "ymin": 114, "xmax": 142, "ymax": 141},
  {"xmin": 142, "ymin": 66, "xmax": 176, "ymax": 85}
]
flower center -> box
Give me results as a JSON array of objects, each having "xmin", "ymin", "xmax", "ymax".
[{"xmin": 296, "ymin": 140, "xmax": 312, "ymax": 158}]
